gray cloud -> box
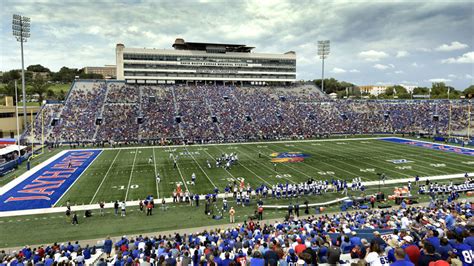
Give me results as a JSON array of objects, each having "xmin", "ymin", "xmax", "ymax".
[{"xmin": 1, "ymin": 0, "xmax": 473, "ymax": 89}]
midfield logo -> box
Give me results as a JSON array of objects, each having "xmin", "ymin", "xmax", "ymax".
[{"xmin": 270, "ymin": 152, "xmax": 310, "ymax": 163}]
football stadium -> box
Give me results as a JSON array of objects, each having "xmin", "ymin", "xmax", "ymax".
[{"xmin": 0, "ymin": 1, "xmax": 473, "ymax": 265}]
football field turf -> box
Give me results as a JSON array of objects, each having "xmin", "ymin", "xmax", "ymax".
[{"xmin": 56, "ymin": 137, "xmax": 473, "ymax": 206}]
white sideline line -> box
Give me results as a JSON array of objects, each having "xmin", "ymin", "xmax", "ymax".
[
  {"xmin": 0, "ymin": 150, "xmax": 68, "ymax": 195},
  {"xmin": 125, "ymin": 148, "xmax": 138, "ymax": 201},
  {"xmin": 54, "ymin": 150, "xmax": 103, "ymax": 207},
  {"xmin": 89, "ymin": 150, "xmax": 121, "ymax": 204},
  {"xmin": 1, "ymin": 172, "xmax": 472, "ymax": 218}
]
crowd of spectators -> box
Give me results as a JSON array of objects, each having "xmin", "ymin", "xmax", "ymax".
[
  {"xmin": 33, "ymin": 82, "xmax": 472, "ymax": 144},
  {"xmin": 0, "ymin": 194, "xmax": 472, "ymax": 265},
  {"xmin": 0, "ymin": 241, "xmax": 97, "ymax": 265},
  {"xmin": 50, "ymin": 82, "xmax": 107, "ymax": 142},
  {"xmin": 102, "ymin": 199, "xmax": 474, "ymax": 265},
  {"xmin": 23, "ymin": 103, "xmax": 62, "ymax": 143}
]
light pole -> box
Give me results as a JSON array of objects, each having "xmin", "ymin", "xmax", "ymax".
[
  {"xmin": 318, "ymin": 40, "xmax": 330, "ymax": 94},
  {"xmin": 12, "ymin": 14, "xmax": 30, "ymax": 135}
]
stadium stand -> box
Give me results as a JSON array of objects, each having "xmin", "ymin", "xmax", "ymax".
[
  {"xmin": 0, "ymin": 199, "xmax": 472, "ymax": 265},
  {"xmin": 26, "ymin": 81, "xmax": 472, "ymax": 144}
]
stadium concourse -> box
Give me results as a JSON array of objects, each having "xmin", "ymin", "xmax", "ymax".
[
  {"xmin": 24, "ymin": 81, "xmax": 472, "ymax": 144},
  {"xmin": 0, "ymin": 198, "xmax": 472, "ymax": 265}
]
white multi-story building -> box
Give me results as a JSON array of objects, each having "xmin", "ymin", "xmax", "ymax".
[
  {"xmin": 116, "ymin": 38, "xmax": 296, "ymax": 85},
  {"xmin": 359, "ymin": 85, "xmax": 390, "ymax": 96}
]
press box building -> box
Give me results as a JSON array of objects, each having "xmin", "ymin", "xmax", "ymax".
[{"xmin": 116, "ymin": 38, "xmax": 296, "ymax": 85}]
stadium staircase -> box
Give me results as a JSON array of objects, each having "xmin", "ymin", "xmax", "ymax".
[
  {"xmin": 377, "ymin": 100, "xmax": 394, "ymax": 133},
  {"xmin": 170, "ymin": 86, "xmax": 185, "ymax": 139},
  {"xmin": 306, "ymin": 83, "xmax": 328, "ymax": 99},
  {"xmin": 137, "ymin": 85, "xmax": 144, "ymax": 141},
  {"xmin": 92, "ymin": 83, "xmax": 110, "ymax": 141},
  {"xmin": 205, "ymin": 98, "xmax": 225, "ymax": 138}
]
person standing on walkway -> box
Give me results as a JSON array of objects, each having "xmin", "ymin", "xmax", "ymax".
[
  {"xmin": 229, "ymin": 207, "xmax": 236, "ymax": 223},
  {"xmin": 99, "ymin": 201, "xmax": 105, "ymax": 216},
  {"xmin": 103, "ymin": 236, "xmax": 112, "ymax": 258},
  {"xmin": 71, "ymin": 212, "xmax": 78, "ymax": 225},
  {"xmin": 114, "ymin": 200, "xmax": 119, "ymax": 216},
  {"xmin": 147, "ymin": 201, "xmax": 153, "ymax": 216},
  {"xmin": 120, "ymin": 201, "xmax": 126, "ymax": 216}
]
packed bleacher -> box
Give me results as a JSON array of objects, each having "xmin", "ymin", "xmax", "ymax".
[
  {"xmin": 1, "ymin": 198, "xmax": 472, "ymax": 265},
  {"xmin": 26, "ymin": 81, "xmax": 472, "ymax": 144}
]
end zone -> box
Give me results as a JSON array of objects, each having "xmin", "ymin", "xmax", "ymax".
[
  {"xmin": 0, "ymin": 150, "xmax": 102, "ymax": 212},
  {"xmin": 380, "ymin": 137, "xmax": 474, "ymax": 156}
]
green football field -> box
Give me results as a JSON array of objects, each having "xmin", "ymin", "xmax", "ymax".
[{"xmin": 57, "ymin": 137, "xmax": 473, "ymax": 206}]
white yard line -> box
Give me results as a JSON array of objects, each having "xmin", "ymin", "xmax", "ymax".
[
  {"xmin": 54, "ymin": 150, "xmax": 103, "ymax": 206},
  {"xmin": 169, "ymin": 147, "xmax": 189, "ymax": 193},
  {"xmin": 125, "ymin": 148, "xmax": 139, "ymax": 201},
  {"xmin": 1, "ymin": 172, "xmax": 471, "ymax": 218},
  {"xmin": 184, "ymin": 146, "xmax": 217, "ymax": 188},
  {"xmin": 234, "ymin": 146, "xmax": 297, "ymax": 184},
  {"xmin": 269, "ymin": 142, "xmax": 357, "ymax": 180},
  {"xmin": 152, "ymin": 147, "xmax": 160, "ymax": 199},
  {"xmin": 89, "ymin": 150, "xmax": 121, "ymax": 204},
  {"xmin": 208, "ymin": 146, "xmax": 272, "ymax": 186},
  {"xmin": 246, "ymin": 145, "xmax": 314, "ymax": 180}
]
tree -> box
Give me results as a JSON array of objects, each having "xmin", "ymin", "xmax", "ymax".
[
  {"xmin": 464, "ymin": 85, "xmax": 474, "ymax": 98},
  {"xmin": 27, "ymin": 64, "xmax": 51, "ymax": 73},
  {"xmin": 1, "ymin": 70, "xmax": 21, "ymax": 83},
  {"xmin": 0, "ymin": 81, "xmax": 18, "ymax": 99},
  {"xmin": 31, "ymin": 75, "xmax": 51, "ymax": 105},
  {"xmin": 51, "ymin": 67, "xmax": 79, "ymax": 82},
  {"xmin": 413, "ymin": 87, "xmax": 430, "ymax": 95},
  {"xmin": 314, "ymin": 78, "xmax": 355, "ymax": 94}
]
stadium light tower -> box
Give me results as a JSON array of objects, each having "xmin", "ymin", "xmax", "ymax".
[
  {"xmin": 318, "ymin": 40, "xmax": 330, "ymax": 93},
  {"xmin": 12, "ymin": 14, "xmax": 31, "ymax": 132}
]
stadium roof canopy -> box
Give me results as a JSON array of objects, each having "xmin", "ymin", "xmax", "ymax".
[{"xmin": 172, "ymin": 38, "xmax": 255, "ymax": 53}]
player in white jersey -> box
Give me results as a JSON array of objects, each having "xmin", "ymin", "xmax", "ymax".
[{"xmin": 191, "ymin": 172, "xmax": 196, "ymax": 185}]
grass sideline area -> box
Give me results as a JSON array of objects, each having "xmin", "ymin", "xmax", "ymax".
[{"xmin": 0, "ymin": 182, "xmax": 466, "ymax": 248}]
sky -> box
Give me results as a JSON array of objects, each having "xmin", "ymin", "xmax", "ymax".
[{"xmin": 0, "ymin": 0, "xmax": 473, "ymax": 89}]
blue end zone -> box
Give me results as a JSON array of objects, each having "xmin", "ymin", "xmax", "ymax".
[
  {"xmin": 381, "ymin": 138, "xmax": 474, "ymax": 156},
  {"xmin": 0, "ymin": 150, "xmax": 101, "ymax": 212}
]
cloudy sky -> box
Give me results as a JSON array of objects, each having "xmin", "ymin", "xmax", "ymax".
[{"xmin": 1, "ymin": 0, "xmax": 473, "ymax": 89}]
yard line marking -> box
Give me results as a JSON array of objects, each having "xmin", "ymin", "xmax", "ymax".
[
  {"xmin": 268, "ymin": 142, "xmax": 354, "ymax": 179},
  {"xmin": 290, "ymin": 143, "xmax": 371, "ymax": 181},
  {"xmin": 201, "ymin": 149, "xmax": 238, "ymax": 180},
  {"xmin": 169, "ymin": 147, "xmax": 189, "ymax": 192},
  {"xmin": 235, "ymin": 146, "xmax": 296, "ymax": 184},
  {"xmin": 371, "ymin": 141, "xmax": 465, "ymax": 173},
  {"xmin": 90, "ymin": 150, "xmax": 122, "ymax": 204},
  {"xmin": 184, "ymin": 146, "xmax": 217, "ymax": 188},
  {"xmin": 153, "ymin": 147, "xmax": 160, "ymax": 199},
  {"xmin": 125, "ymin": 148, "xmax": 139, "ymax": 201},
  {"xmin": 245, "ymin": 145, "xmax": 312, "ymax": 180},
  {"xmin": 209, "ymin": 146, "xmax": 272, "ymax": 186},
  {"xmin": 343, "ymin": 142, "xmax": 435, "ymax": 177}
]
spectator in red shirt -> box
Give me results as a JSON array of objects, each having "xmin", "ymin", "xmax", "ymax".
[
  {"xmin": 402, "ymin": 236, "xmax": 421, "ymax": 266},
  {"xmin": 295, "ymin": 238, "xmax": 307, "ymax": 254}
]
